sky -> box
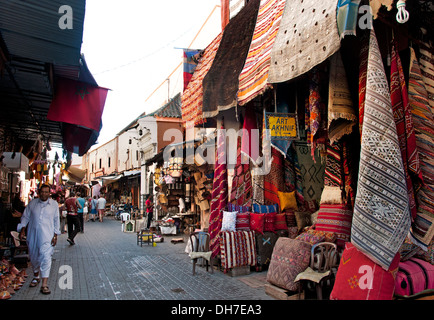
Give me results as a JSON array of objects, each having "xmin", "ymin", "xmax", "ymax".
[{"xmin": 80, "ymin": 0, "xmax": 222, "ymax": 149}]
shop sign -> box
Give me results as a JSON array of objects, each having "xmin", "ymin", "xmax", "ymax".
[{"xmin": 265, "ymin": 112, "xmax": 299, "ymax": 140}]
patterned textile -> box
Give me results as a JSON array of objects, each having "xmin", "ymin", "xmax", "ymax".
[
  {"xmin": 408, "ymin": 47, "xmax": 434, "ymax": 251},
  {"xmin": 419, "ymin": 43, "xmax": 434, "ymax": 108},
  {"xmin": 209, "ymin": 125, "xmax": 229, "ymax": 258},
  {"xmin": 252, "ymin": 203, "xmax": 279, "ymax": 213},
  {"xmin": 237, "ymin": 0, "xmax": 285, "ymax": 106},
  {"xmin": 266, "ymin": 238, "xmax": 312, "ymax": 291},
  {"xmin": 255, "ymin": 231, "xmax": 279, "ymax": 267},
  {"xmin": 315, "ymin": 203, "xmax": 353, "ymax": 248},
  {"xmin": 263, "ymin": 212, "xmax": 276, "ymax": 233},
  {"xmin": 336, "ymin": 0, "xmax": 361, "ymax": 39},
  {"xmin": 308, "ymin": 67, "xmax": 328, "ymax": 160},
  {"xmin": 268, "ymin": 0, "xmax": 341, "ymax": 83},
  {"xmin": 219, "ymin": 230, "xmax": 257, "ymax": 272},
  {"xmin": 351, "ymin": 29, "xmax": 411, "ymax": 270},
  {"xmin": 358, "ymin": 33, "xmax": 369, "ymax": 138},
  {"xmin": 390, "ymin": 41, "xmax": 420, "ymax": 219},
  {"xmin": 295, "ymin": 142, "xmax": 325, "ymax": 203},
  {"xmin": 241, "ymin": 107, "xmax": 260, "ymax": 164},
  {"xmin": 295, "ymin": 231, "xmax": 325, "ymax": 245},
  {"xmin": 230, "ymin": 137, "xmax": 252, "ymax": 207},
  {"xmin": 202, "ymin": 0, "xmax": 260, "ymax": 118},
  {"xmin": 263, "ymin": 147, "xmax": 285, "ymax": 206},
  {"xmin": 250, "ymin": 213, "xmax": 266, "ymax": 234},
  {"xmin": 227, "ymin": 203, "xmax": 251, "ymax": 213},
  {"xmin": 321, "ymin": 141, "xmax": 344, "ymax": 204},
  {"xmin": 183, "ymin": 49, "xmax": 203, "ymax": 91},
  {"xmin": 330, "ymin": 242, "xmax": 400, "ymax": 300},
  {"xmin": 284, "ymin": 144, "xmax": 305, "ymax": 208},
  {"xmin": 236, "ymin": 212, "xmax": 251, "ymax": 231},
  {"xmin": 274, "ymin": 213, "xmax": 288, "ymax": 230},
  {"xmin": 327, "ymin": 51, "xmax": 357, "ymax": 144},
  {"xmin": 181, "ymin": 32, "xmax": 222, "ymax": 126},
  {"xmin": 394, "ymin": 257, "xmax": 434, "ymax": 297}
]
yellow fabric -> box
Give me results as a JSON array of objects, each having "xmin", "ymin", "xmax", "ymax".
[{"xmin": 278, "ymin": 191, "xmax": 298, "ymax": 211}]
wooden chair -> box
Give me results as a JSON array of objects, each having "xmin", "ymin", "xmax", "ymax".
[
  {"xmin": 294, "ymin": 242, "xmax": 338, "ymax": 300},
  {"xmin": 189, "ymin": 231, "xmax": 214, "ymax": 275}
]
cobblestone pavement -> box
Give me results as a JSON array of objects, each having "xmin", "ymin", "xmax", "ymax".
[{"xmin": 10, "ymin": 216, "xmax": 275, "ymax": 301}]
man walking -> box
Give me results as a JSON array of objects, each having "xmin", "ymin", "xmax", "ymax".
[
  {"xmin": 18, "ymin": 184, "xmax": 60, "ymax": 295},
  {"xmin": 64, "ymin": 191, "xmax": 81, "ymax": 245},
  {"xmin": 97, "ymin": 194, "xmax": 107, "ymax": 222},
  {"xmin": 76, "ymin": 192, "xmax": 85, "ymax": 233}
]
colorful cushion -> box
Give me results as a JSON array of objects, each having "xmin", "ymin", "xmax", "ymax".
[
  {"xmin": 250, "ymin": 213, "xmax": 265, "ymax": 234},
  {"xmin": 267, "ymin": 238, "xmax": 312, "ymax": 291},
  {"xmin": 278, "ymin": 191, "xmax": 298, "ymax": 211},
  {"xmin": 287, "ymin": 226, "xmax": 299, "ymax": 239},
  {"xmin": 221, "ymin": 211, "xmax": 237, "ymax": 232},
  {"xmin": 394, "ymin": 257, "xmax": 434, "ymax": 297},
  {"xmin": 330, "ymin": 242, "xmax": 400, "ymax": 300},
  {"xmin": 416, "ymin": 240, "xmax": 434, "ymax": 265},
  {"xmin": 294, "ymin": 211, "xmax": 312, "ymax": 231},
  {"xmin": 274, "ymin": 213, "xmax": 288, "ymax": 231},
  {"xmin": 284, "ymin": 210, "xmax": 296, "ymax": 227},
  {"xmin": 264, "ymin": 212, "xmax": 276, "ymax": 233},
  {"xmin": 295, "ymin": 231, "xmax": 325, "ymax": 245},
  {"xmin": 255, "ymin": 232, "xmax": 279, "ymax": 266},
  {"xmin": 315, "ymin": 204, "xmax": 353, "ymax": 248},
  {"xmin": 236, "ymin": 212, "xmax": 250, "ymax": 231},
  {"xmin": 252, "ymin": 203, "xmax": 279, "ymax": 213}
]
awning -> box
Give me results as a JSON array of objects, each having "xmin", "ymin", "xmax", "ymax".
[
  {"xmin": 123, "ymin": 170, "xmax": 141, "ymax": 177},
  {"xmin": 65, "ymin": 166, "xmax": 86, "ymax": 184}
]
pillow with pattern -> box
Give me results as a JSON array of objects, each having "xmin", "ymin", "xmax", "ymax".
[{"xmin": 221, "ymin": 211, "xmax": 238, "ymax": 232}]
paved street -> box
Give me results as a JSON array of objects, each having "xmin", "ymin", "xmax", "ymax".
[{"xmin": 10, "ymin": 216, "xmax": 275, "ymax": 301}]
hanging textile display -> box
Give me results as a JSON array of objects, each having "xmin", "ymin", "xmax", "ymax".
[
  {"xmin": 327, "ymin": 51, "xmax": 357, "ymax": 144},
  {"xmin": 202, "ymin": 0, "xmax": 261, "ymax": 118},
  {"xmin": 358, "ymin": 33, "xmax": 369, "ymax": 139},
  {"xmin": 237, "ymin": 0, "xmax": 286, "ymax": 106},
  {"xmin": 208, "ymin": 125, "xmax": 229, "ymax": 258},
  {"xmin": 230, "ymin": 136, "xmax": 252, "ymax": 207},
  {"xmin": 336, "ymin": 0, "xmax": 361, "ymax": 39},
  {"xmin": 241, "ymin": 106, "xmax": 261, "ymax": 164},
  {"xmin": 284, "ymin": 144, "xmax": 305, "ymax": 208},
  {"xmin": 390, "ymin": 40, "xmax": 421, "ymax": 219},
  {"xmin": 268, "ymin": 0, "xmax": 341, "ymax": 84},
  {"xmin": 351, "ymin": 29, "xmax": 411, "ymax": 270},
  {"xmin": 419, "ymin": 42, "xmax": 434, "ymax": 109},
  {"xmin": 320, "ymin": 141, "xmax": 345, "ymax": 205},
  {"xmin": 183, "ymin": 49, "xmax": 203, "ymax": 91},
  {"xmin": 182, "ymin": 32, "xmax": 223, "ymax": 126},
  {"xmin": 408, "ymin": 47, "xmax": 434, "ymax": 251}
]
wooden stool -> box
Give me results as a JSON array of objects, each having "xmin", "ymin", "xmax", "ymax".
[{"xmin": 137, "ymin": 230, "xmax": 154, "ymax": 247}]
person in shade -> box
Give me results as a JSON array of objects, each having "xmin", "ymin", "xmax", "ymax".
[
  {"xmin": 64, "ymin": 191, "xmax": 82, "ymax": 245},
  {"xmin": 76, "ymin": 192, "xmax": 85, "ymax": 233},
  {"xmin": 97, "ymin": 194, "xmax": 107, "ymax": 222},
  {"xmin": 18, "ymin": 184, "xmax": 60, "ymax": 295}
]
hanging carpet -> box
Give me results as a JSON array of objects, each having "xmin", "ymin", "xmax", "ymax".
[
  {"xmin": 351, "ymin": 29, "xmax": 411, "ymax": 270},
  {"xmin": 408, "ymin": 47, "xmax": 434, "ymax": 251},
  {"xmin": 268, "ymin": 0, "xmax": 341, "ymax": 84},
  {"xmin": 237, "ymin": 0, "xmax": 286, "ymax": 106},
  {"xmin": 202, "ymin": 0, "xmax": 261, "ymax": 118},
  {"xmin": 230, "ymin": 136, "xmax": 253, "ymax": 207}
]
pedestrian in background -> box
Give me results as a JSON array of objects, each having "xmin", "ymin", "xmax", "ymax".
[
  {"xmin": 90, "ymin": 196, "xmax": 98, "ymax": 222},
  {"xmin": 145, "ymin": 195, "xmax": 153, "ymax": 229},
  {"xmin": 18, "ymin": 184, "xmax": 60, "ymax": 295},
  {"xmin": 76, "ymin": 192, "xmax": 85, "ymax": 233},
  {"xmin": 64, "ymin": 191, "xmax": 81, "ymax": 245},
  {"xmin": 97, "ymin": 194, "xmax": 107, "ymax": 222}
]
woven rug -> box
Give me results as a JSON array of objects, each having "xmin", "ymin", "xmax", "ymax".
[
  {"xmin": 419, "ymin": 42, "xmax": 434, "ymax": 108},
  {"xmin": 264, "ymin": 147, "xmax": 284, "ymax": 206},
  {"xmin": 351, "ymin": 29, "xmax": 411, "ymax": 270},
  {"xmin": 408, "ymin": 47, "xmax": 434, "ymax": 251},
  {"xmin": 237, "ymin": 0, "xmax": 285, "ymax": 106},
  {"xmin": 202, "ymin": 0, "xmax": 260, "ymax": 118},
  {"xmin": 220, "ymin": 230, "xmax": 257, "ymax": 272},
  {"xmin": 321, "ymin": 141, "xmax": 345, "ymax": 205},
  {"xmin": 284, "ymin": 144, "xmax": 305, "ymax": 208},
  {"xmin": 209, "ymin": 125, "xmax": 229, "ymax": 258},
  {"xmin": 358, "ymin": 32, "xmax": 369, "ymax": 139},
  {"xmin": 230, "ymin": 137, "xmax": 252, "ymax": 207},
  {"xmin": 268, "ymin": 0, "xmax": 340, "ymax": 83},
  {"xmin": 181, "ymin": 32, "xmax": 222, "ymax": 127},
  {"xmin": 390, "ymin": 40, "xmax": 420, "ymax": 219},
  {"xmin": 328, "ymin": 51, "xmax": 357, "ymax": 144}
]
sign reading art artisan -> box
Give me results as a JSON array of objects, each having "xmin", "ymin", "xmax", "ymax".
[{"xmin": 265, "ymin": 112, "xmax": 299, "ymax": 140}]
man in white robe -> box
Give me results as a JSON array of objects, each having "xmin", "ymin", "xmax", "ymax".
[{"xmin": 18, "ymin": 184, "xmax": 60, "ymax": 294}]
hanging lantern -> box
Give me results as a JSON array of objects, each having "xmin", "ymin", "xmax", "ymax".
[
  {"xmin": 154, "ymin": 167, "xmax": 161, "ymax": 186},
  {"xmin": 169, "ymin": 157, "xmax": 183, "ymax": 178}
]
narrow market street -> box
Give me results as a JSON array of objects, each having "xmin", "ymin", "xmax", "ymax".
[{"xmin": 10, "ymin": 216, "xmax": 274, "ymax": 301}]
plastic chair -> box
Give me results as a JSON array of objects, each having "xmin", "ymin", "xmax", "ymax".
[
  {"xmin": 294, "ymin": 242, "xmax": 338, "ymax": 300},
  {"xmin": 189, "ymin": 231, "xmax": 213, "ymax": 275}
]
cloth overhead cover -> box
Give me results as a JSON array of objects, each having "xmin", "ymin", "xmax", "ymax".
[
  {"xmin": 202, "ymin": 0, "xmax": 261, "ymax": 118},
  {"xmin": 268, "ymin": 0, "xmax": 341, "ymax": 83}
]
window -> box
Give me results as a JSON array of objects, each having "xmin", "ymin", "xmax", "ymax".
[
  {"xmin": 99, "ymin": 158, "xmax": 102, "ymax": 169},
  {"xmin": 108, "ymin": 157, "xmax": 111, "ymax": 168}
]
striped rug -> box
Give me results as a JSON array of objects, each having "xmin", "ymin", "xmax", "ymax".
[
  {"xmin": 181, "ymin": 32, "xmax": 222, "ymax": 126},
  {"xmin": 408, "ymin": 47, "xmax": 434, "ymax": 251},
  {"xmin": 237, "ymin": 0, "xmax": 285, "ymax": 106},
  {"xmin": 351, "ymin": 29, "xmax": 411, "ymax": 270}
]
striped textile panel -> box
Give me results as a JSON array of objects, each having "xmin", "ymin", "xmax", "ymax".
[
  {"xmin": 351, "ymin": 28, "xmax": 411, "ymax": 270},
  {"xmin": 419, "ymin": 44, "xmax": 434, "ymax": 109},
  {"xmin": 237, "ymin": 0, "xmax": 285, "ymax": 106},
  {"xmin": 181, "ymin": 32, "xmax": 222, "ymax": 126},
  {"xmin": 219, "ymin": 231, "xmax": 257, "ymax": 272}
]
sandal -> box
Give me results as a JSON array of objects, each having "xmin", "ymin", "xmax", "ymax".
[
  {"xmin": 40, "ymin": 286, "xmax": 51, "ymax": 295},
  {"xmin": 29, "ymin": 277, "xmax": 40, "ymax": 287}
]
